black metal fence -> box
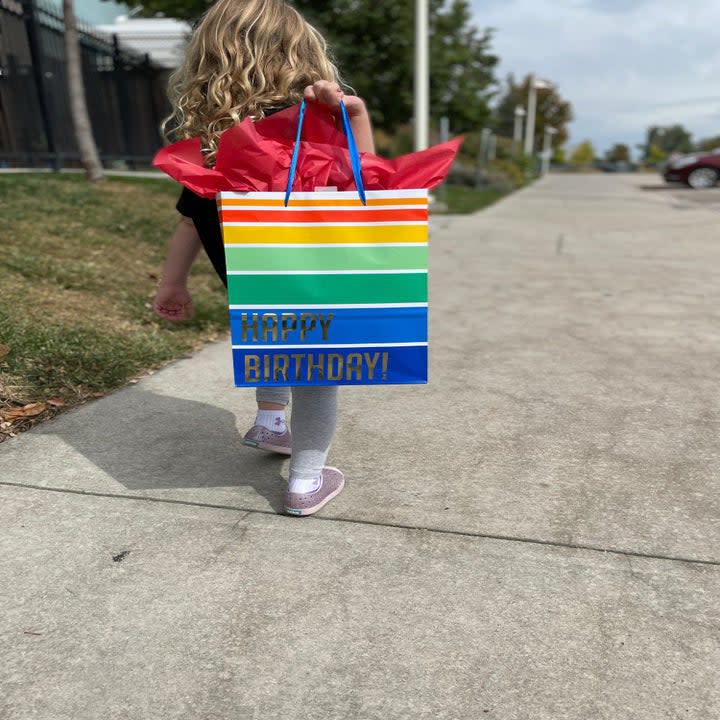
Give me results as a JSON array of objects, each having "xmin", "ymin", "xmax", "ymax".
[{"xmin": 0, "ymin": 0, "xmax": 172, "ymax": 168}]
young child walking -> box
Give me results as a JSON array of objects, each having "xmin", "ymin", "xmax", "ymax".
[{"xmin": 153, "ymin": 0, "xmax": 375, "ymax": 516}]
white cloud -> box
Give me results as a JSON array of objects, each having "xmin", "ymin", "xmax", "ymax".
[{"xmin": 471, "ymin": 0, "xmax": 720, "ymax": 153}]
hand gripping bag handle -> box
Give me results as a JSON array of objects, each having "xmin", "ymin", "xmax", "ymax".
[{"xmin": 284, "ymin": 99, "xmax": 367, "ymax": 206}]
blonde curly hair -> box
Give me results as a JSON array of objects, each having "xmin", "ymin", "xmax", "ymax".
[{"xmin": 164, "ymin": 0, "xmax": 340, "ymax": 166}]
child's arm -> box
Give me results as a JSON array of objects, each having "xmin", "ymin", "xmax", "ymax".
[
  {"xmin": 304, "ymin": 81, "xmax": 375, "ymax": 154},
  {"xmin": 153, "ymin": 216, "xmax": 202, "ymax": 321}
]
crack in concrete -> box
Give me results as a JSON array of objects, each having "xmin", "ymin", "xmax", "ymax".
[{"xmin": 2, "ymin": 480, "xmax": 718, "ymax": 568}]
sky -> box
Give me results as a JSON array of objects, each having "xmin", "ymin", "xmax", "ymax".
[
  {"xmin": 75, "ymin": 0, "xmax": 129, "ymax": 24},
  {"xmin": 471, "ymin": 0, "xmax": 720, "ymax": 156}
]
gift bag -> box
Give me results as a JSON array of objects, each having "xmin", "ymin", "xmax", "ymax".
[
  {"xmin": 219, "ymin": 188, "xmax": 428, "ymax": 387},
  {"xmin": 218, "ymin": 101, "xmax": 428, "ymax": 387}
]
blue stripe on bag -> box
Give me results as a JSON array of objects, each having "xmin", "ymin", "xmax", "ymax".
[
  {"xmin": 229, "ymin": 306, "xmax": 427, "ymax": 346},
  {"xmin": 232, "ymin": 345, "xmax": 427, "ymax": 386}
]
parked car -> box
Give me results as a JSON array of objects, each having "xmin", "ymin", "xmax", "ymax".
[
  {"xmin": 663, "ymin": 150, "xmax": 720, "ymax": 188},
  {"xmin": 597, "ymin": 160, "xmax": 636, "ymax": 173}
]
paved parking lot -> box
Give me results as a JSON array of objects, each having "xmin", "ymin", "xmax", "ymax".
[{"xmin": 638, "ymin": 175, "xmax": 720, "ymax": 208}]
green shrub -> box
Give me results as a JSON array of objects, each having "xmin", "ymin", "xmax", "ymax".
[{"xmin": 487, "ymin": 159, "xmax": 527, "ymax": 189}]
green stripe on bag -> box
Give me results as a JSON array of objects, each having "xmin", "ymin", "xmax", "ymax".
[
  {"xmin": 225, "ymin": 245, "xmax": 428, "ymax": 272},
  {"xmin": 227, "ymin": 272, "xmax": 427, "ymax": 305}
]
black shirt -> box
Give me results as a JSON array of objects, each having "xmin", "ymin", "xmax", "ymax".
[
  {"xmin": 176, "ymin": 188, "xmax": 227, "ymax": 286},
  {"xmin": 176, "ymin": 106, "xmax": 292, "ymax": 287}
]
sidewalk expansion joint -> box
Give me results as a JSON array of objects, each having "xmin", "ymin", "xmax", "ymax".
[{"xmin": 2, "ymin": 480, "xmax": 718, "ymax": 568}]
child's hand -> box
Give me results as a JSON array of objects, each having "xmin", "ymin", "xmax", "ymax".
[
  {"xmin": 305, "ymin": 80, "xmax": 374, "ymax": 153},
  {"xmin": 153, "ymin": 283, "xmax": 195, "ymax": 322},
  {"xmin": 304, "ymin": 80, "xmax": 366, "ymax": 118}
]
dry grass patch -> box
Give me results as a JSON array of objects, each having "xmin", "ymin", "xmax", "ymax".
[{"xmin": 0, "ymin": 174, "xmax": 228, "ymax": 441}]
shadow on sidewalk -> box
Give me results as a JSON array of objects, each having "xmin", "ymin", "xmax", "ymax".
[{"xmin": 34, "ymin": 389, "xmax": 285, "ymax": 513}]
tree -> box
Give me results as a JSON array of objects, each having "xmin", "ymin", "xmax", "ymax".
[
  {"xmin": 641, "ymin": 124, "xmax": 692, "ymax": 161},
  {"xmin": 645, "ymin": 144, "xmax": 667, "ymax": 167},
  {"xmin": 118, "ymin": 0, "xmax": 499, "ymax": 134},
  {"xmin": 696, "ymin": 135, "xmax": 720, "ymax": 152},
  {"xmin": 494, "ymin": 73, "xmax": 573, "ymax": 149},
  {"xmin": 570, "ymin": 140, "xmax": 595, "ymax": 166},
  {"xmin": 605, "ymin": 143, "xmax": 630, "ymax": 163},
  {"xmin": 63, "ymin": 0, "xmax": 104, "ymax": 180},
  {"xmin": 292, "ymin": 1, "xmax": 415, "ymax": 131},
  {"xmin": 427, "ymin": 2, "xmax": 498, "ymax": 132},
  {"xmin": 294, "ymin": 0, "xmax": 498, "ymax": 132}
]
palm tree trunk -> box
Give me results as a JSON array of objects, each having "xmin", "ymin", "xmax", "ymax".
[{"xmin": 62, "ymin": 0, "xmax": 104, "ymax": 181}]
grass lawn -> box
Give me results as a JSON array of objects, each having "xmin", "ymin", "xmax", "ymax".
[
  {"xmin": 440, "ymin": 184, "xmax": 509, "ymax": 213},
  {"xmin": 0, "ymin": 174, "xmax": 228, "ymax": 441}
]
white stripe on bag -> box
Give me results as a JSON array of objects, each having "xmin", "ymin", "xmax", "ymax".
[
  {"xmin": 228, "ymin": 303, "xmax": 428, "ymax": 310},
  {"xmin": 231, "ymin": 342, "xmax": 428, "ymax": 350},
  {"xmin": 226, "ymin": 269, "xmax": 427, "ymax": 276},
  {"xmin": 224, "ymin": 242, "xmax": 428, "ymax": 248},
  {"xmin": 219, "ymin": 190, "xmax": 428, "ymax": 200},
  {"xmin": 220, "ymin": 205, "xmax": 427, "ymax": 211}
]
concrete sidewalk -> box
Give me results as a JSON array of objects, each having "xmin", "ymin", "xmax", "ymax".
[{"xmin": 1, "ymin": 174, "xmax": 719, "ymax": 719}]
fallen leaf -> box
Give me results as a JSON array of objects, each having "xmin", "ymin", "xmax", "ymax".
[
  {"xmin": 1, "ymin": 403, "xmax": 47, "ymax": 421},
  {"xmin": 0, "ymin": 344, "xmax": 10, "ymax": 359},
  {"xmin": 89, "ymin": 392, "xmax": 104, "ymax": 398},
  {"xmin": 46, "ymin": 398, "xmax": 66, "ymax": 408}
]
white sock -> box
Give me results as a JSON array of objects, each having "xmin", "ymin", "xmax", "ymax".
[
  {"xmin": 288, "ymin": 475, "xmax": 322, "ymax": 494},
  {"xmin": 255, "ymin": 410, "xmax": 287, "ymax": 433}
]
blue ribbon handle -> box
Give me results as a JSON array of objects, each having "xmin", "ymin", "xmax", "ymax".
[
  {"xmin": 339, "ymin": 100, "xmax": 367, "ymax": 205},
  {"xmin": 284, "ymin": 98, "xmax": 366, "ymax": 206},
  {"xmin": 284, "ymin": 99, "xmax": 306, "ymax": 206}
]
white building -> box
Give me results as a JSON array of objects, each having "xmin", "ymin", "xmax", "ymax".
[{"xmin": 97, "ymin": 15, "xmax": 190, "ymax": 69}]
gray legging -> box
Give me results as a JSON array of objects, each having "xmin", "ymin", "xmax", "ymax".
[{"xmin": 256, "ymin": 386, "xmax": 338, "ymax": 481}]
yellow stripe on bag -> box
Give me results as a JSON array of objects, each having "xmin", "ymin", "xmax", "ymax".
[{"xmin": 221, "ymin": 224, "xmax": 428, "ymax": 245}]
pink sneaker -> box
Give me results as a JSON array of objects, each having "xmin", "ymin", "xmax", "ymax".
[
  {"xmin": 283, "ymin": 467, "xmax": 345, "ymax": 517},
  {"xmin": 243, "ymin": 425, "xmax": 292, "ymax": 455}
]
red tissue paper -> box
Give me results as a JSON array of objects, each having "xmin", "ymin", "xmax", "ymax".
[{"xmin": 152, "ymin": 102, "xmax": 462, "ymax": 198}]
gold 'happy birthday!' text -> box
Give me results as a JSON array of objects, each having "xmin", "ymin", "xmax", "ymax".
[
  {"xmin": 244, "ymin": 352, "xmax": 389, "ymax": 383},
  {"xmin": 241, "ymin": 312, "xmax": 333, "ymax": 343}
]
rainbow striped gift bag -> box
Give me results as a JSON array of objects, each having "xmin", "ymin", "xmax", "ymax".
[{"xmin": 218, "ymin": 189, "xmax": 429, "ymax": 387}]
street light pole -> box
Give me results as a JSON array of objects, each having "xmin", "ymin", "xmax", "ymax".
[
  {"xmin": 523, "ymin": 74, "xmax": 537, "ymax": 156},
  {"xmin": 523, "ymin": 75, "xmax": 550, "ymax": 157},
  {"xmin": 414, "ymin": 0, "xmax": 429, "ymax": 151},
  {"xmin": 474, "ymin": 127, "xmax": 492, "ymax": 189},
  {"xmin": 513, "ymin": 105, "xmax": 526, "ymax": 158},
  {"xmin": 541, "ymin": 127, "xmax": 557, "ymax": 175}
]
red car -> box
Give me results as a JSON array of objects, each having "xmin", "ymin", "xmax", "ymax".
[{"xmin": 663, "ymin": 151, "xmax": 720, "ymax": 188}]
